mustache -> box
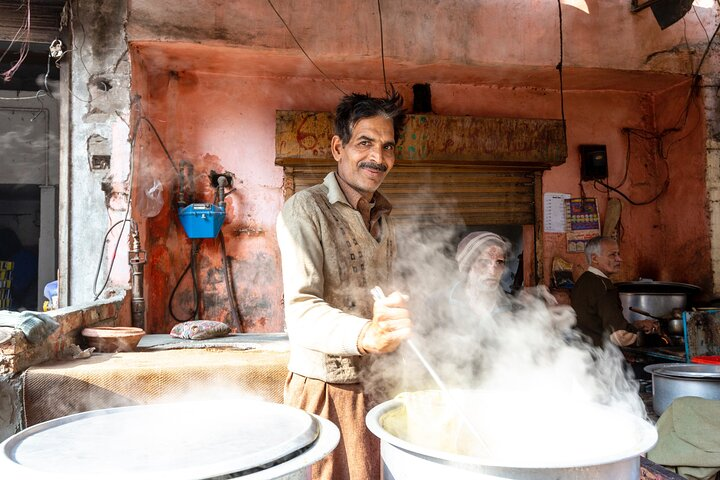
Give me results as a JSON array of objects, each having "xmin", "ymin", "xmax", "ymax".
[{"xmin": 358, "ymin": 162, "xmax": 388, "ymax": 172}]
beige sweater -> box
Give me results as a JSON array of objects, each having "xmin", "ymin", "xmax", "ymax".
[{"xmin": 276, "ymin": 172, "xmax": 396, "ymax": 383}]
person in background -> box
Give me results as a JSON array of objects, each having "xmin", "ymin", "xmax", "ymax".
[
  {"xmin": 449, "ymin": 231, "xmax": 513, "ymax": 318},
  {"xmin": 571, "ymin": 236, "xmax": 657, "ymax": 348},
  {"xmin": 0, "ymin": 228, "xmax": 38, "ymax": 311},
  {"xmin": 275, "ymin": 91, "xmax": 412, "ymax": 480}
]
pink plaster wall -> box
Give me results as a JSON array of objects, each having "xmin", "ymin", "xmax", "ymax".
[
  {"xmin": 652, "ymin": 81, "xmax": 711, "ymax": 290},
  {"xmin": 130, "ymin": 41, "xmax": 710, "ymax": 333},
  {"xmin": 126, "ymin": 0, "xmax": 718, "ymax": 77}
]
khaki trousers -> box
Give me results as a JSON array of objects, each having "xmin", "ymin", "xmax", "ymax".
[{"xmin": 284, "ymin": 372, "xmax": 381, "ymax": 480}]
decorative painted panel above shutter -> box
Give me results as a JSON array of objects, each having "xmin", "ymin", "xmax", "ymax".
[{"xmin": 275, "ymin": 111, "xmax": 563, "ymax": 227}]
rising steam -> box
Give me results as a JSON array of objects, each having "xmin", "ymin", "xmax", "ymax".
[{"xmin": 361, "ymin": 220, "xmax": 646, "ymax": 421}]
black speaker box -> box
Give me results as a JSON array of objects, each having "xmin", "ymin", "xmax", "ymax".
[{"xmin": 579, "ymin": 144, "xmax": 608, "ymax": 181}]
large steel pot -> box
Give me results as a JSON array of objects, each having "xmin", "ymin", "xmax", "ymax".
[
  {"xmin": 644, "ymin": 363, "xmax": 720, "ymax": 416},
  {"xmin": 0, "ymin": 399, "xmax": 339, "ymax": 479},
  {"xmin": 619, "ymin": 292, "xmax": 687, "ymax": 323},
  {"xmin": 616, "ymin": 281, "xmax": 700, "ymax": 323},
  {"xmin": 366, "ymin": 390, "xmax": 657, "ymax": 480}
]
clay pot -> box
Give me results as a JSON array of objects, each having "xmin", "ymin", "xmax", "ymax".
[{"xmin": 81, "ymin": 327, "xmax": 145, "ymax": 353}]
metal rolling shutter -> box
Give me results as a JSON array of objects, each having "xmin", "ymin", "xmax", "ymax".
[{"xmin": 283, "ymin": 164, "xmax": 536, "ymax": 226}]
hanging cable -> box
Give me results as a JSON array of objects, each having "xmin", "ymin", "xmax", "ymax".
[
  {"xmin": 92, "ymin": 219, "xmax": 133, "ymax": 299},
  {"xmin": 92, "ymin": 103, "xmax": 143, "ymax": 300},
  {"xmin": 265, "ymin": 0, "xmax": 346, "ymax": 95},
  {"xmin": 218, "ymin": 231, "xmax": 243, "ymax": 332},
  {"xmin": 377, "ymin": 0, "xmax": 389, "ymax": 96},
  {"xmin": 140, "ymin": 116, "xmax": 180, "ymax": 174},
  {"xmin": 556, "ymin": 0, "xmax": 568, "ymax": 149},
  {"xmin": 606, "ymin": 8, "xmax": 719, "ymax": 206},
  {"xmin": 168, "ymin": 239, "xmax": 201, "ymax": 322}
]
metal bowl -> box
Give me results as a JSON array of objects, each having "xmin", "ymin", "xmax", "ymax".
[{"xmin": 644, "ymin": 363, "xmax": 720, "ymax": 415}]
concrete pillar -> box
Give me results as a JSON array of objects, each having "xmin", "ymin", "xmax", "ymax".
[
  {"xmin": 37, "ymin": 185, "xmax": 57, "ymax": 309},
  {"xmin": 65, "ymin": 0, "xmax": 131, "ymax": 305}
]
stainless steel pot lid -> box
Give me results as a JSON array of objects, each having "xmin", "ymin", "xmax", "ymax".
[
  {"xmin": 0, "ymin": 399, "xmax": 319, "ymax": 479},
  {"xmin": 616, "ymin": 281, "xmax": 701, "ymax": 294},
  {"xmin": 645, "ymin": 363, "xmax": 720, "ymax": 379}
]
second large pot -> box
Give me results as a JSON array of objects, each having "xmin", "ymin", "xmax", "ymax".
[
  {"xmin": 645, "ymin": 363, "xmax": 720, "ymax": 415},
  {"xmin": 620, "ymin": 292, "xmax": 686, "ymax": 323},
  {"xmin": 366, "ymin": 390, "xmax": 657, "ymax": 480}
]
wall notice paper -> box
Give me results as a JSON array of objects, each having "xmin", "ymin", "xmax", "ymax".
[
  {"xmin": 543, "ymin": 193, "xmax": 571, "ymax": 233},
  {"xmin": 565, "ymin": 197, "xmax": 601, "ymax": 253}
]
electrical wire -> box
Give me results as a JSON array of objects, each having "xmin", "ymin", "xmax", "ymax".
[
  {"xmin": 377, "ymin": 0, "xmax": 389, "ymax": 96},
  {"xmin": 265, "ymin": 0, "xmax": 346, "ymax": 95},
  {"xmin": 0, "ymin": 91, "xmax": 48, "ymax": 101},
  {"xmin": 141, "ymin": 116, "xmax": 180, "ymax": 174},
  {"xmin": 556, "ymin": 0, "xmax": 568, "ymax": 150},
  {"xmin": 602, "ymin": 7, "xmax": 720, "ymax": 207},
  {"xmin": 219, "ymin": 231, "xmax": 243, "ymax": 331},
  {"xmin": 693, "ymin": 6, "xmax": 711, "ymax": 43},
  {"xmin": 0, "ymin": 0, "xmax": 31, "ymax": 82},
  {"xmin": 92, "ymin": 219, "xmax": 132, "ymax": 299},
  {"xmin": 43, "ymin": 53, "xmax": 55, "ymax": 100},
  {"xmin": 91, "ymin": 104, "xmax": 142, "ymax": 300},
  {"xmin": 168, "ymin": 239, "xmax": 201, "ymax": 322}
]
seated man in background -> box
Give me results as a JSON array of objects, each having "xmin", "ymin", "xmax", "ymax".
[{"xmin": 571, "ymin": 236, "xmax": 656, "ymax": 348}]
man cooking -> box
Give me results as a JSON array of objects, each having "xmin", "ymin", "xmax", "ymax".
[
  {"xmin": 275, "ymin": 91, "xmax": 412, "ymax": 480},
  {"xmin": 571, "ymin": 236, "xmax": 657, "ymax": 348}
]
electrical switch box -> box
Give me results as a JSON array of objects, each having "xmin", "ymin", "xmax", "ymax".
[{"xmin": 579, "ymin": 144, "xmax": 608, "ymax": 181}]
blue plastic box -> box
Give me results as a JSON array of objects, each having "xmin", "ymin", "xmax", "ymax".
[{"xmin": 178, "ymin": 203, "xmax": 226, "ymax": 239}]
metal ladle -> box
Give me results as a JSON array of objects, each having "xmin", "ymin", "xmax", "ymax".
[
  {"xmin": 628, "ymin": 306, "xmax": 673, "ymax": 344},
  {"xmin": 370, "ymin": 286, "xmax": 490, "ymax": 454}
]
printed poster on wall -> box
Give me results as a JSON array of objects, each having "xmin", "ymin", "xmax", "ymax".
[
  {"xmin": 543, "ymin": 193, "xmax": 571, "ymax": 233},
  {"xmin": 564, "ymin": 197, "xmax": 601, "ymax": 253}
]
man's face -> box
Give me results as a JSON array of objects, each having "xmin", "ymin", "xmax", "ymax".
[
  {"xmin": 331, "ymin": 116, "xmax": 396, "ymax": 201},
  {"xmin": 466, "ymin": 244, "xmax": 506, "ymax": 293},
  {"xmin": 593, "ymin": 240, "xmax": 622, "ymax": 276}
]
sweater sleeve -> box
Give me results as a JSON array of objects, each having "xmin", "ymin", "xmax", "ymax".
[
  {"xmin": 276, "ymin": 195, "xmax": 369, "ymax": 356},
  {"xmin": 596, "ymin": 282, "xmax": 634, "ymax": 334}
]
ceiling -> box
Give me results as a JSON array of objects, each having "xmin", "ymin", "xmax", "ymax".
[
  {"xmin": 0, "ymin": 0, "xmax": 64, "ymax": 91},
  {"xmin": 132, "ymin": 41, "xmax": 695, "ymax": 94}
]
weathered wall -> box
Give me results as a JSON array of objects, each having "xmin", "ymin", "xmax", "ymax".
[
  {"xmin": 653, "ymin": 80, "xmax": 712, "ymax": 290},
  {"xmin": 125, "ymin": 0, "xmax": 718, "ymax": 77},
  {"xmin": 129, "ymin": 41, "xmax": 709, "ymax": 332},
  {"xmin": 0, "ymin": 290, "xmax": 128, "ymax": 442},
  {"xmin": 62, "ymin": 0, "xmax": 132, "ymax": 306},
  {"xmin": 63, "ymin": 0, "xmax": 720, "ymax": 330}
]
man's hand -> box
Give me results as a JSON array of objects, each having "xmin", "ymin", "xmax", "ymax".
[
  {"xmin": 358, "ymin": 291, "xmax": 412, "ymax": 354},
  {"xmin": 610, "ymin": 330, "xmax": 637, "ymax": 347},
  {"xmin": 634, "ymin": 319, "xmax": 659, "ymax": 334}
]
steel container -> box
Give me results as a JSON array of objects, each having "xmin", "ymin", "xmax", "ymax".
[
  {"xmin": 619, "ymin": 292, "xmax": 687, "ymax": 323},
  {"xmin": 644, "ymin": 363, "xmax": 720, "ymax": 415},
  {"xmin": 366, "ymin": 391, "xmax": 657, "ymax": 480},
  {"xmin": 0, "ymin": 399, "xmax": 339, "ymax": 480}
]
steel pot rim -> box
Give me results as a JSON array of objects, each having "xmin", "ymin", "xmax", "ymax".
[
  {"xmin": 645, "ymin": 363, "xmax": 720, "ymax": 380},
  {"xmin": 366, "ymin": 395, "xmax": 657, "ymax": 470}
]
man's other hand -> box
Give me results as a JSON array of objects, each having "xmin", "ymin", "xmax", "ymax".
[
  {"xmin": 610, "ymin": 329, "xmax": 638, "ymax": 347},
  {"xmin": 634, "ymin": 319, "xmax": 659, "ymax": 334},
  {"xmin": 359, "ymin": 291, "xmax": 412, "ymax": 354}
]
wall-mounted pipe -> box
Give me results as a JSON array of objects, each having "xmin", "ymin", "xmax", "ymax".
[{"xmin": 128, "ymin": 222, "xmax": 146, "ymax": 330}]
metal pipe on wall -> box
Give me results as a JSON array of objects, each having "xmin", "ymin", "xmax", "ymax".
[{"xmin": 128, "ymin": 222, "xmax": 146, "ymax": 330}]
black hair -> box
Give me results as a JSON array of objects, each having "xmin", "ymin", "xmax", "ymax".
[{"xmin": 334, "ymin": 89, "xmax": 406, "ymax": 144}]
